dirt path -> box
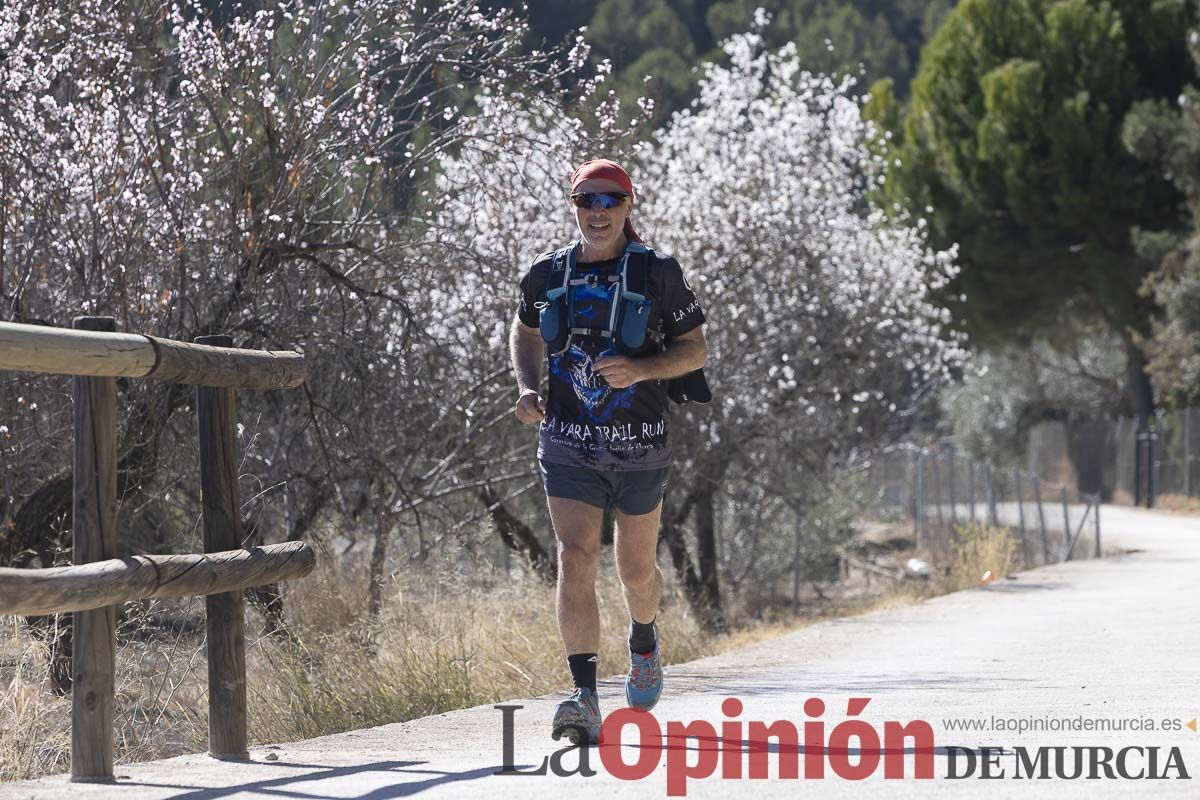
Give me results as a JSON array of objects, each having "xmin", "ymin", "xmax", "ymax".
[{"xmin": 3, "ymin": 505, "xmax": 1198, "ymax": 798}]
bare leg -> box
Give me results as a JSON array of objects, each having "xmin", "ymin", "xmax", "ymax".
[
  {"xmin": 614, "ymin": 500, "xmax": 664, "ymax": 626},
  {"xmin": 548, "ymin": 496, "xmax": 604, "ymax": 654}
]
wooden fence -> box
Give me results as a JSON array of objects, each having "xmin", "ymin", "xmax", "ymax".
[{"xmin": 0, "ymin": 317, "xmax": 315, "ymax": 782}]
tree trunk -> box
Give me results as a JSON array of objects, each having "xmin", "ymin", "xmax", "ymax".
[
  {"xmin": 11, "ymin": 380, "xmax": 192, "ymax": 693},
  {"xmin": 693, "ymin": 483, "xmax": 725, "ymax": 633},
  {"xmin": 659, "ymin": 492, "xmax": 707, "ymax": 624},
  {"xmin": 5, "ymin": 471, "xmax": 71, "ymax": 567},
  {"xmin": 1123, "ymin": 334, "xmax": 1155, "ymax": 427},
  {"xmin": 479, "ymin": 485, "xmax": 554, "ymax": 583},
  {"xmin": 7, "ymin": 256, "xmax": 284, "ymax": 687},
  {"xmin": 8, "ymin": 473, "xmax": 74, "ymax": 690},
  {"xmin": 242, "ymin": 517, "xmax": 295, "ymax": 641},
  {"xmin": 245, "ymin": 479, "xmax": 328, "ymax": 640},
  {"xmin": 367, "ymin": 510, "xmax": 391, "ymax": 621}
]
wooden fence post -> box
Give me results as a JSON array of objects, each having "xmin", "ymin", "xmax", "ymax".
[
  {"xmin": 71, "ymin": 316, "xmax": 118, "ymax": 783},
  {"xmin": 195, "ymin": 335, "xmax": 249, "ymax": 761}
]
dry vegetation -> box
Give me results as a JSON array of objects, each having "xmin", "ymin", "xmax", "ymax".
[
  {"xmin": 0, "ymin": 522, "xmax": 1023, "ymax": 782},
  {"xmin": 1146, "ymin": 493, "xmax": 1200, "ymax": 515}
]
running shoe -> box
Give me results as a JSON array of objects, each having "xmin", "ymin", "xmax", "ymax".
[
  {"xmin": 551, "ymin": 686, "xmax": 602, "ymax": 745},
  {"xmin": 625, "ymin": 628, "xmax": 663, "ymax": 711}
]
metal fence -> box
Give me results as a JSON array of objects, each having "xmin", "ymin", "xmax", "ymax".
[
  {"xmin": 1138, "ymin": 407, "xmax": 1200, "ymax": 506},
  {"xmin": 858, "ymin": 441, "xmax": 1102, "ymax": 571},
  {"xmin": 1026, "ymin": 407, "xmax": 1200, "ymax": 508}
]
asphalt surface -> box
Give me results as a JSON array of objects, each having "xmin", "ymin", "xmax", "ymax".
[{"xmin": 3, "ymin": 504, "xmax": 1198, "ymax": 798}]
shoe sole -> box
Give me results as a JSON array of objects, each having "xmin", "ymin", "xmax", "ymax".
[{"xmin": 552, "ymin": 706, "xmax": 601, "ymax": 746}]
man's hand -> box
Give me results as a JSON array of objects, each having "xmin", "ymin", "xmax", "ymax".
[
  {"xmin": 514, "ymin": 389, "xmax": 546, "ymax": 425},
  {"xmin": 593, "ymin": 354, "xmax": 644, "ymax": 388}
]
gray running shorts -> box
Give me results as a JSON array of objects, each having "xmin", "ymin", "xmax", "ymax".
[{"xmin": 538, "ymin": 459, "xmax": 670, "ymax": 515}]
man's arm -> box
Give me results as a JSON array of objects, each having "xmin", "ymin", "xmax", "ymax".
[
  {"xmin": 594, "ymin": 325, "xmax": 707, "ymax": 388},
  {"xmin": 510, "ymin": 317, "xmax": 544, "ymax": 393},
  {"xmin": 510, "ymin": 316, "xmax": 546, "ymax": 424}
]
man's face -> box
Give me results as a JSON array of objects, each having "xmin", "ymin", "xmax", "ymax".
[{"xmin": 572, "ymin": 177, "xmax": 631, "ymax": 253}]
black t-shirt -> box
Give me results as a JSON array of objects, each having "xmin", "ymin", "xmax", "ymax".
[{"xmin": 518, "ymin": 244, "xmax": 705, "ymax": 470}]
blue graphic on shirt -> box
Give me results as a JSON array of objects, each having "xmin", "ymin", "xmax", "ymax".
[
  {"xmin": 549, "ymin": 343, "xmax": 637, "ymax": 424},
  {"xmin": 572, "ymin": 282, "xmax": 615, "ymax": 327}
]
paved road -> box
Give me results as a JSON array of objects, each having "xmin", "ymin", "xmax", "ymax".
[{"xmin": 4, "ymin": 505, "xmax": 1198, "ymax": 798}]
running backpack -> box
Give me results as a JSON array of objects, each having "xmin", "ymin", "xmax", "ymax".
[{"xmin": 536, "ymin": 240, "xmax": 711, "ymax": 404}]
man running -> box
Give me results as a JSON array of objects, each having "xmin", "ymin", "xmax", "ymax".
[{"xmin": 509, "ymin": 158, "xmax": 707, "ymax": 745}]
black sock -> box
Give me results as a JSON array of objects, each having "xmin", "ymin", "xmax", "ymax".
[
  {"xmin": 629, "ymin": 616, "xmax": 657, "ymax": 654},
  {"xmin": 567, "ymin": 652, "xmax": 598, "ymax": 693}
]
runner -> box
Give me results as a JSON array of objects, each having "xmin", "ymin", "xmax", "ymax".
[{"xmin": 509, "ymin": 158, "xmax": 708, "ymax": 745}]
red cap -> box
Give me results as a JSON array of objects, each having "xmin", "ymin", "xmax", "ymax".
[{"xmin": 570, "ymin": 158, "xmax": 642, "ymax": 243}]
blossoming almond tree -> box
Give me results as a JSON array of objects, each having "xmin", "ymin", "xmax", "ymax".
[
  {"xmin": 0, "ymin": 0, "xmax": 588, "ymax": 689},
  {"xmin": 634, "ymin": 27, "xmax": 967, "ymax": 625},
  {"xmin": 429, "ymin": 20, "xmax": 967, "ymax": 626}
]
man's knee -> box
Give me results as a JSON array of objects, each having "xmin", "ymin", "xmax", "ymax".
[
  {"xmin": 617, "ymin": 558, "xmax": 661, "ymax": 591},
  {"xmin": 558, "ymin": 537, "xmax": 600, "ymax": 583}
]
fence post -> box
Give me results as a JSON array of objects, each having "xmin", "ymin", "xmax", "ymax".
[
  {"xmin": 791, "ymin": 510, "xmax": 801, "ymax": 618},
  {"xmin": 1061, "ymin": 487, "xmax": 1071, "ymax": 560},
  {"xmin": 968, "ymin": 460, "xmax": 976, "ymax": 523},
  {"xmin": 1147, "ymin": 422, "xmax": 1156, "ymax": 510},
  {"xmin": 195, "ymin": 334, "xmax": 249, "ymax": 761},
  {"xmin": 1094, "ymin": 496, "xmax": 1101, "ymax": 558},
  {"xmin": 1014, "ymin": 469, "xmax": 1030, "ymax": 567},
  {"xmin": 71, "ymin": 316, "xmax": 118, "ymax": 783},
  {"xmin": 913, "ymin": 451, "xmax": 923, "ymax": 550},
  {"xmin": 948, "ymin": 448, "xmax": 958, "ymax": 526},
  {"xmin": 1033, "ymin": 475, "xmax": 1049, "ymax": 564},
  {"xmin": 986, "ymin": 464, "xmax": 998, "ymax": 527},
  {"xmin": 1135, "ymin": 423, "xmax": 1147, "ymax": 506},
  {"xmin": 1186, "ymin": 408, "xmax": 1193, "ymax": 498},
  {"xmin": 931, "ymin": 452, "xmax": 945, "ymax": 530}
]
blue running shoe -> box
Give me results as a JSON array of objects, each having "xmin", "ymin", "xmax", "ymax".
[
  {"xmin": 625, "ymin": 629, "xmax": 663, "ymax": 711},
  {"xmin": 552, "ymin": 687, "xmax": 602, "ymax": 746}
]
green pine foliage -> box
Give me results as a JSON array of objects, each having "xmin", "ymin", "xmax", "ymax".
[
  {"xmin": 1123, "ymin": 28, "xmax": 1200, "ymax": 405},
  {"xmin": 485, "ymin": 1, "xmax": 956, "ymax": 128},
  {"xmin": 886, "ymin": 0, "xmax": 1197, "ymax": 417}
]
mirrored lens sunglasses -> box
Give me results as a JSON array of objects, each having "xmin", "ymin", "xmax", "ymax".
[{"xmin": 570, "ymin": 191, "xmax": 628, "ymax": 210}]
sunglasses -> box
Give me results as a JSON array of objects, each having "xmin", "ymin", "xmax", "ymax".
[{"xmin": 570, "ymin": 191, "xmax": 629, "ymax": 210}]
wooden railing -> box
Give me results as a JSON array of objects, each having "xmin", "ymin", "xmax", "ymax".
[{"xmin": 0, "ymin": 317, "xmax": 316, "ymax": 782}]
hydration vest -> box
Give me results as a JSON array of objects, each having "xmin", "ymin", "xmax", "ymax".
[
  {"xmin": 537, "ymin": 240, "xmax": 657, "ymax": 359},
  {"xmin": 536, "ymin": 239, "xmax": 712, "ymax": 404}
]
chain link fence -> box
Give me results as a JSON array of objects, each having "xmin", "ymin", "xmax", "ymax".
[
  {"xmin": 1139, "ymin": 407, "xmax": 1200, "ymax": 506},
  {"xmin": 857, "ymin": 441, "xmax": 1102, "ymax": 571},
  {"xmin": 1025, "ymin": 407, "xmax": 1200, "ymax": 508}
]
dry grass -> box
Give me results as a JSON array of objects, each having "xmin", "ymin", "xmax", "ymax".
[
  {"xmin": 1147, "ymin": 493, "xmax": 1200, "ymax": 515},
  {"xmin": 933, "ymin": 522, "xmax": 1019, "ymax": 593},
  {"xmin": 0, "ymin": 556, "xmax": 718, "ymax": 781},
  {"xmin": 243, "ymin": 556, "xmax": 722, "ymax": 742},
  {"xmin": 0, "ymin": 521, "xmax": 1026, "ymax": 782}
]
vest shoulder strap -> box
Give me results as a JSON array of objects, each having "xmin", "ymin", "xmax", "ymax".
[
  {"xmin": 545, "ymin": 244, "xmax": 575, "ymax": 300},
  {"xmin": 622, "ymin": 243, "xmax": 653, "ymax": 300}
]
